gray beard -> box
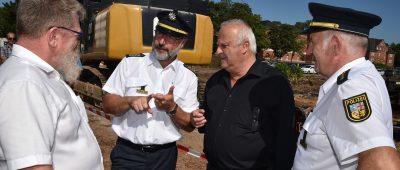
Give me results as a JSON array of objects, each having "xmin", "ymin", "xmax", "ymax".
[
  {"xmin": 153, "ymin": 42, "xmax": 181, "ymax": 61},
  {"xmin": 154, "ymin": 48, "xmax": 179, "ymax": 61},
  {"xmin": 57, "ymin": 47, "xmax": 82, "ymax": 84}
]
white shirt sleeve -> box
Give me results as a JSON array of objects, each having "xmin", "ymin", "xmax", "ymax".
[
  {"xmin": 327, "ymin": 75, "xmax": 395, "ymax": 164},
  {"xmin": 175, "ymin": 73, "xmax": 199, "ymax": 113},
  {"xmin": 0, "ymin": 81, "xmax": 54, "ymax": 169},
  {"xmin": 103, "ymin": 57, "xmax": 129, "ymax": 96}
]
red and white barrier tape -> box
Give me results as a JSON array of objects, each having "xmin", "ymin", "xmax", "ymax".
[
  {"xmin": 177, "ymin": 144, "xmax": 207, "ymax": 160},
  {"xmin": 85, "ymin": 104, "xmax": 207, "ymax": 161}
]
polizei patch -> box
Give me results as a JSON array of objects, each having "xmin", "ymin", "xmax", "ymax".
[{"xmin": 342, "ymin": 93, "xmax": 371, "ymax": 122}]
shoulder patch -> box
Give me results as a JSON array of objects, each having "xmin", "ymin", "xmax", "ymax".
[
  {"xmin": 342, "ymin": 93, "xmax": 371, "ymax": 122},
  {"xmin": 337, "ymin": 69, "xmax": 350, "ymax": 85},
  {"xmin": 126, "ymin": 53, "xmax": 145, "ymax": 57}
]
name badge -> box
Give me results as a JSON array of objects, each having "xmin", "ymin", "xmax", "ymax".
[{"xmin": 136, "ymin": 85, "xmax": 148, "ymax": 95}]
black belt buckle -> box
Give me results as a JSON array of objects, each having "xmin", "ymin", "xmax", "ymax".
[
  {"xmin": 140, "ymin": 145, "xmax": 155, "ymax": 152},
  {"xmin": 117, "ymin": 137, "xmax": 175, "ymax": 153}
]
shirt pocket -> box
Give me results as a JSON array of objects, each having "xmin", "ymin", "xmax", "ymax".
[
  {"xmin": 232, "ymin": 106, "xmax": 260, "ymax": 135},
  {"xmin": 301, "ymin": 113, "xmax": 330, "ymax": 149},
  {"xmin": 125, "ymin": 77, "xmax": 150, "ymax": 96}
]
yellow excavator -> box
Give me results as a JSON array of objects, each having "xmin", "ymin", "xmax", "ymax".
[{"xmin": 75, "ymin": 0, "xmax": 214, "ymax": 107}]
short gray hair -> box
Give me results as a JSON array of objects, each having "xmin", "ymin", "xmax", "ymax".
[
  {"xmin": 322, "ymin": 30, "xmax": 368, "ymax": 55},
  {"xmin": 220, "ymin": 19, "xmax": 257, "ymax": 54},
  {"xmin": 16, "ymin": 0, "xmax": 85, "ymax": 39}
]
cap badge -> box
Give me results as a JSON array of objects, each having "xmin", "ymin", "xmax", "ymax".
[
  {"xmin": 168, "ymin": 12, "xmax": 176, "ymax": 21},
  {"xmin": 343, "ymin": 93, "xmax": 371, "ymax": 122}
]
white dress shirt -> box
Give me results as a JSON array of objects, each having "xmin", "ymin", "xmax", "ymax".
[
  {"xmin": 0, "ymin": 44, "xmax": 103, "ymax": 170},
  {"xmin": 293, "ymin": 58, "xmax": 395, "ymax": 170},
  {"xmin": 103, "ymin": 52, "xmax": 199, "ymax": 144}
]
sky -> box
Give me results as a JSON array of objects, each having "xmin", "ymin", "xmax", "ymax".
[
  {"xmin": 230, "ymin": 0, "xmax": 399, "ymax": 44},
  {"xmin": 1, "ymin": 0, "xmax": 399, "ymax": 44}
]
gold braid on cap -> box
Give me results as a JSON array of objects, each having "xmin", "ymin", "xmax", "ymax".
[
  {"xmin": 158, "ymin": 23, "xmax": 188, "ymax": 35},
  {"xmin": 309, "ymin": 22, "xmax": 339, "ymax": 29}
]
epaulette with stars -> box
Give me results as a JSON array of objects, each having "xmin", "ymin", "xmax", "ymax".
[
  {"xmin": 337, "ymin": 69, "xmax": 350, "ymax": 85},
  {"xmin": 126, "ymin": 53, "xmax": 145, "ymax": 57}
]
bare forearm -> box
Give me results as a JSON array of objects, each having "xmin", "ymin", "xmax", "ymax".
[
  {"xmin": 102, "ymin": 93, "xmax": 130, "ymax": 116},
  {"xmin": 171, "ymin": 107, "xmax": 195, "ymax": 132},
  {"xmin": 357, "ymin": 146, "xmax": 400, "ymax": 170}
]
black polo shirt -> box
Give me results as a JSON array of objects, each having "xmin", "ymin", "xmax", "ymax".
[{"xmin": 200, "ymin": 60, "xmax": 296, "ymax": 170}]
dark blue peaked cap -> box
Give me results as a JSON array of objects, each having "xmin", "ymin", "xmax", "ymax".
[
  {"xmin": 303, "ymin": 3, "xmax": 382, "ymax": 37},
  {"xmin": 156, "ymin": 10, "xmax": 192, "ymax": 38}
]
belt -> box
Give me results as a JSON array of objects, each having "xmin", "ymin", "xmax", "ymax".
[{"xmin": 117, "ymin": 137, "xmax": 176, "ymax": 153}]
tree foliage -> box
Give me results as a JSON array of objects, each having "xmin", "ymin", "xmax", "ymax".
[
  {"xmin": 294, "ymin": 20, "xmax": 311, "ymax": 32},
  {"xmin": 274, "ymin": 62, "xmax": 303, "ymax": 84},
  {"xmin": 208, "ymin": 0, "xmax": 270, "ymax": 52},
  {"xmin": 0, "ymin": 1, "xmax": 17, "ymax": 37},
  {"xmin": 267, "ymin": 22, "xmax": 303, "ymax": 58}
]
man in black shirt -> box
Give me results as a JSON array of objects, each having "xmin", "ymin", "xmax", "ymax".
[{"xmin": 191, "ymin": 19, "xmax": 297, "ymax": 169}]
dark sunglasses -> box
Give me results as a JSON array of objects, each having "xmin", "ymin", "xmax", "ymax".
[
  {"xmin": 7, "ymin": 37, "xmax": 15, "ymax": 40},
  {"xmin": 56, "ymin": 26, "xmax": 83, "ymax": 41}
]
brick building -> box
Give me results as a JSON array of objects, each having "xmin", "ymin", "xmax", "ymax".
[
  {"xmin": 262, "ymin": 36, "xmax": 395, "ymax": 67},
  {"xmin": 367, "ymin": 38, "xmax": 395, "ymax": 68}
]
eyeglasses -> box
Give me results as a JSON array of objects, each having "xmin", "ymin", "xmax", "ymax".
[
  {"xmin": 154, "ymin": 31, "xmax": 184, "ymax": 44},
  {"xmin": 56, "ymin": 26, "xmax": 83, "ymax": 41},
  {"xmin": 7, "ymin": 37, "xmax": 15, "ymax": 41}
]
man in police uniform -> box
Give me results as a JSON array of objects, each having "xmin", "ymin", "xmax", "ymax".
[
  {"xmin": 292, "ymin": 3, "xmax": 400, "ymax": 170},
  {"xmin": 102, "ymin": 10, "xmax": 198, "ymax": 169}
]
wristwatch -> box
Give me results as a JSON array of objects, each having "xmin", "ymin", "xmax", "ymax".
[{"xmin": 167, "ymin": 104, "xmax": 178, "ymax": 116}]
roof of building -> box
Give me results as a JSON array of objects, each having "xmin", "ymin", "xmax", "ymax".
[{"xmin": 368, "ymin": 38, "xmax": 384, "ymax": 52}]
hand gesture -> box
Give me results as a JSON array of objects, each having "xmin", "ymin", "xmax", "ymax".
[
  {"xmin": 190, "ymin": 109, "xmax": 206, "ymax": 128},
  {"xmin": 152, "ymin": 86, "xmax": 176, "ymax": 111},
  {"xmin": 127, "ymin": 95, "xmax": 153, "ymax": 113}
]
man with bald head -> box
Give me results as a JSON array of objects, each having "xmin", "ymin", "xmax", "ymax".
[{"xmin": 191, "ymin": 19, "xmax": 297, "ymax": 170}]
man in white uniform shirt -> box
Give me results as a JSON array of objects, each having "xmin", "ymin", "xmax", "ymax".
[
  {"xmin": 0, "ymin": 0, "xmax": 103, "ymax": 170},
  {"xmin": 102, "ymin": 10, "xmax": 198, "ymax": 170},
  {"xmin": 292, "ymin": 3, "xmax": 400, "ymax": 170}
]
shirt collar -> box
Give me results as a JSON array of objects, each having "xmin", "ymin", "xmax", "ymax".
[
  {"xmin": 321, "ymin": 57, "xmax": 366, "ymax": 94},
  {"xmin": 11, "ymin": 44, "xmax": 55, "ymax": 73},
  {"xmin": 221, "ymin": 59, "xmax": 263, "ymax": 78},
  {"xmin": 246, "ymin": 59, "xmax": 265, "ymax": 77}
]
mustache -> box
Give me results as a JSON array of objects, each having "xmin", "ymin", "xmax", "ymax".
[{"xmin": 154, "ymin": 44, "xmax": 168, "ymax": 51}]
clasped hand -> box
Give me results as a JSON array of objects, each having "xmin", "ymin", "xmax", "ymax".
[{"xmin": 128, "ymin": 86, "xmax": 175, "ymax": 114}]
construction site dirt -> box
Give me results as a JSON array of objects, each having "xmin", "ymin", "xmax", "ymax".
[{"xmin": 87, "ymin": 65, "xmax": 400, "ymax": 169}]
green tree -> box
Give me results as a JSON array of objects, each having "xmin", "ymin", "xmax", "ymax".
[
  {"xmin": 208, "ymin": 0, "xmax": 270, "ymax": 52},
  {"xmin": 294, "ymin": 20, "xmax": 311, "ymax": 32},
  {"xmin": 267, "ymin": 23, "xmax": 303, "ymax": 59},
  {"xmin": 0, "ymin": 1, "xmax": 17, "ymax": 37}
]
